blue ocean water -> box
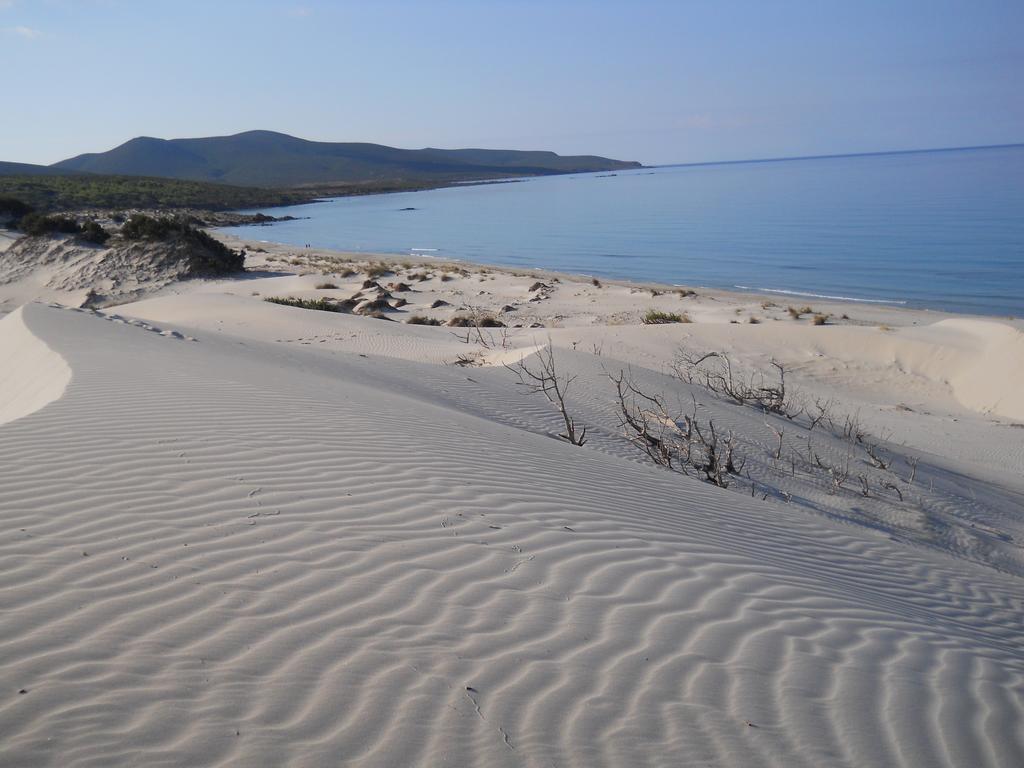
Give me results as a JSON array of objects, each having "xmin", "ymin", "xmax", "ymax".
[{"xmin": 221, "ymin": 145, "xmax": 1024, "ymax": 316}]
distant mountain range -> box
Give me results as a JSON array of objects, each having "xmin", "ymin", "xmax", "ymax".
[
  {"xmin": 23, "ymin": 130, "xmax": 640, "ymax": 188},
  {"xmin": 0, "ymin": 160, "xmax": 80, "ymax": 177}
]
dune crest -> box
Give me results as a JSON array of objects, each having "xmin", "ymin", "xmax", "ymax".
[
  {"xmin": 0, "ymin": 306, "xmax": 71, "ymax": 427},
  {"xmin": 931, "ymin": 319, "xmax": 1024, "ymax": 420}
]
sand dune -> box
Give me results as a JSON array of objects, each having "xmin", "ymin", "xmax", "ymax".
[
  {"xmin": 2, "ymin": 301, "xmax": 1022, "ymax": 767},
  {"xmin": 927, "ymin": 319, "xmax": 1024, "ymax": 421},
  {"xmin": 0, "ymin": 306, "xmax": 71, "ymax": 427}
]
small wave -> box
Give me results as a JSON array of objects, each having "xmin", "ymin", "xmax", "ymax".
[
  {"xmin": 733, "ymin": 286, "xmax": 908, "ymax": 305},
  {"xmin": 410, "ymin": 248, "xmax": 439, "ymax": 252}
]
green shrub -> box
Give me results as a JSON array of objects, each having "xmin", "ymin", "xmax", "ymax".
[
  {"xmin": 77, "ymin": 220, "xmax": 110, "ymax": 245},
  {"xmin": 365, "ymin": 263, "xmax": 392, "ymax": 278},
  {"xmin": 18, "ymin": 213, "xmax": 82, "ymax": 236},
  {"xmin": 264, "ymin": 296, "xmax": 344, "ymax": 312},
  {"xmin": 121, "ymin": 214, "xmax": 243, "ymax": 272},
  {"xmin": 642, "ymin": 309, "xmax": 689, "ymax": 325},
  {"xmin": 121, "ymin": 213, "xmax": 183, "ymax": 240},
  {"xmin": 0, "ymin": 196, "xmax": 32, "ymax": 221}
]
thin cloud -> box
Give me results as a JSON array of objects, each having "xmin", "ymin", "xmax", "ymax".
[{"xmin": 9, "ymin": 25, "xmax": 41, "ymax": 39}]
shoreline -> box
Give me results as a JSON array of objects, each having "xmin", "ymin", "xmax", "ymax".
[
  {"xmin": 219, "ymin": 227, "xmax": 1018, "ymax": 322},
  {"xmin": 2, "ymin": 225, "xmax": 1016, "ymax": 327},
  {"xmin": 218, "ymin": 232, "xmax": 996, "ymax": 328}
]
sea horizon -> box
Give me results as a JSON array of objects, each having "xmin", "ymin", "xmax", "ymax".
[
  {"xmin": 652, "ymin": 141, "xmax": 1024, "ymax": 170},
  {"xmin": 221, "ymin": 144, "xmax": 1024, "ymax": 318}
]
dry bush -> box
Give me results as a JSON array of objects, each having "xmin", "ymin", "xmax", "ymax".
[
  {"xmin": 507, "ymin": 346, "xmax": 587, "ymax": 446},
  {"xmin": 355, "ymin": 298, "xmax": 394, "ymax": 315},
  {"xmin": 643, "ymin": 309, "xmax": 689, "ymax": 325},
  {"xmin": 364, "ymin": 263, "xmax": 392, "ymax": 278},
  {"xmin": 448, "ymin": 315, "xmax": 504, "ymax": 328},
  {"xmin": 809, "ymin": 443, "xmax": 853, "ymax": 494},
  {"xmin": 601, "ymin": 349, "xmax": 919, "ymax": 512},
  {"xmin": 447, "ymin": 307, "xmax": 511, "ymax": 347},
  {"xmin": 610, "ymin": 370, "xmax": 740, "ymax": 486},
  {"xmin": 812, "ymin": 313, "xmax": 829, "ymax": 326},
  {"xmin": 264, "ymin": 296, "xmax": 343, "ymax": 313},
  {"xmin": 673, "ymin": 350, "xmax": 795, "ymax": 416},
  {"xmin": 315, "ymin": 282, "xmax": 338, "ymax": 290}
]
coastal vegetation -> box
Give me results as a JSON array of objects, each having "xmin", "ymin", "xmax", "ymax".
[
  {"xmin": 0, "ymin": 174, "xmax": 311, "ymax": 213},
  {"xmin": 263, "ymin": 296, "xmax": 345, "ymax": 312},
  {"xmin": 17, "ymin": 213, "xmax": 81, "ymax": 236},
  {"xmin": 642, "ymin": 309, "xmax": 689, "ymax": 324},
  {"xmin": 119, "ymin": 214, "xmax": 243, "ymax": 271},
  {"xmin": 12, "ymin": 212, "xmax": 111, "ymax": 245},
  {"xmin": 405, "ymin": 315, "xmax": 443, "ymax": 325},
  {"xmin": 0, "ymin": 196, "xmax": 33, "ymax": 219}
]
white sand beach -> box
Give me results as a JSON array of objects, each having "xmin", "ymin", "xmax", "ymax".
[{"xmin": 1, "ymin": 233, "xmax": 1023, "ymax": 766}]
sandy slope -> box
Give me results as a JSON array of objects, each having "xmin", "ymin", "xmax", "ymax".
[
  {"xmin": 0, "ymin": 307, "xmax": 71, "ymax": 427},
  {"xmin": 2, "ymin": 301, "xmax": 1023, "ymax": 767}
]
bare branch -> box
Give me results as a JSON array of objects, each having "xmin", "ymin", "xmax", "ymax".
[
  {"xmin": 609, "ymin": 369, "xmax": 740, "ymax": 487},
  {"xmin": 765, "ymin": 420, "xmax": 784, "ymax": 460},
  {"xmin": 506, "ymin": 345, "xmax": 587, "ymax": 446},
  {"xmin": 672, "ymin": 350, "xmax": 797, "ymax": 416}
]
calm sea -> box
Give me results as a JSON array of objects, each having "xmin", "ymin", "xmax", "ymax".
[{"xmin": 222, "ymin": 145, "xmax": 1024, "ymax": 317}]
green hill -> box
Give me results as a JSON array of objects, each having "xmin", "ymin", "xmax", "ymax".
[
  {"xmin": 0, "ymin": 160, "xmax": 81, "ymax": 177},
  {"xmin": 52, "ymin": 130, "xmax": 642, "ymax": 187}
]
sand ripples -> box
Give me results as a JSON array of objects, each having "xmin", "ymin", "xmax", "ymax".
[{"xmin": 1, "ymin": 305, "xmax": 1022, "ymax": 767}]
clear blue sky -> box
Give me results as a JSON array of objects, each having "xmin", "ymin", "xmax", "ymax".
[{"xmin": 2, "ymin": 0, "xmax": 1022, "ymax": 166}]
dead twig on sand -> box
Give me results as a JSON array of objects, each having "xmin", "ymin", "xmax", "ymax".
[
  {"xmin": 506, "ymin": 345, "xmax": 587, "ymax": 446},
  {"xmin": 610, "ymin": 369, "xmax": 741, "ymax": 487}
]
